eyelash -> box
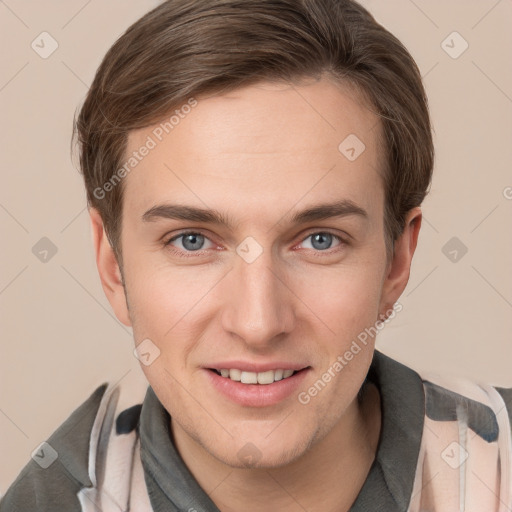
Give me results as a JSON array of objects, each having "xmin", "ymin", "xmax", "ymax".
[{"xmin": 163, "ymin": 230, "xmax": 348, "ymax": 257}]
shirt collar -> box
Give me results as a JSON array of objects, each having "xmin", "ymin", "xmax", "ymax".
[{"xmin": 350, "ymin": 350, "xmax": 425, "ymax": 511}]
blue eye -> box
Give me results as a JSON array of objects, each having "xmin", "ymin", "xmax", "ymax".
[
  {"xmin": 300, "ymin": 232, "xmax": 342, "ymax": 251},
  {"xmin": 166, "ymin": 232, "xmax": 214, "ymax": 252},
  {"xmin": 164, "ymin": 230, "xmax": 345, "ymax": 257}
]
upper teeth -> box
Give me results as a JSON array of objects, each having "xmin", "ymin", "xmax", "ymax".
[{"xmin": 218, "ymin": 368, "xmax": 295, "ymax": 384}]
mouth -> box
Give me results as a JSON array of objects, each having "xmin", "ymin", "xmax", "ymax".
[
  {"xmin": 208, "ymin": 367, "xmax": 307, "ymax": 385},
  {"xmin": 205, "ymin": 366, "xmax": 311, "ymax": 407}
]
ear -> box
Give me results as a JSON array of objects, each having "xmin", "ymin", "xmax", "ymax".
[
  {"xmin": 89, "ymin": 208, "xmax": 131, "ymax": 327},
  {"xmin": 379, "ymin": 207, "xmax": 422, "ymax": 318}
]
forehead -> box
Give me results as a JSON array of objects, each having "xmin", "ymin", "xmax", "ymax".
[{"xmin": 122, "ymin": 78, "xmax": 384, "ymax": 224}]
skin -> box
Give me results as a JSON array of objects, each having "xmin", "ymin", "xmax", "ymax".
[{"xmin": 90, "ymin": 77, "xmax": 421, "ymax": 511}]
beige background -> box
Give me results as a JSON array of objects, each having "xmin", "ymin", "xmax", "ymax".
[{"xmin": 1, "ymin": 0, "xmax": 511, "ymax": 494}]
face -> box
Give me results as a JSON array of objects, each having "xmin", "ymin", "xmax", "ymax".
[{"xmin": 94, "ymin": 77, "xmax": 415, "ymax": 469}]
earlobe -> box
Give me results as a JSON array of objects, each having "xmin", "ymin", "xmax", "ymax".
[
  {"xmin": 89, "ymin": 208, "xmax": 132, "ymax": 327},
  {"xmin": 379, "ymin": 207, "xmax": 422, "ymax": 316}
]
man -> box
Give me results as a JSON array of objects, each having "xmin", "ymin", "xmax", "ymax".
[{"xmin": 2, "ymin": 0, "xmax": 511, "ymax": 510}]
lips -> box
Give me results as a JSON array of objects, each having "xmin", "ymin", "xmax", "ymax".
[
  {"xmin": 204, "ymin": 364, "xmax": 311, "ymax": 407},
  {"xmin": 211, "ymin": 368, "xmax": 297, "ymax": 384}
]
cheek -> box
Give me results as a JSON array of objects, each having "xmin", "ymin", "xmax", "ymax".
[
  {"xmin": 297, "ymin": 262, "xmax": 385, "ymax": 333},
  {"xmin": 125, "ymin": 259, "xmax": 210, "ymax": 327},
  {"xmin": 124, "ymin": 262, "xmax": 226, "ymax": 378},
  {"xmin": 292, "ymin": 267, "xmax": 383, "ymax": 423}
]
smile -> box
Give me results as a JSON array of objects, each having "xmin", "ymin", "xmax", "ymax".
[
  {"xmin": 211, "ymin": 368, "xmax": 298, "ymax": 385},
  {"xmin": 206, "ymin": 367, "xmax": 311, "ymax": 407}
]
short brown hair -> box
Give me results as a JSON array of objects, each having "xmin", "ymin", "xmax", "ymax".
[{"xmin": 73, "ymin": 0, "xmax": 434, "ymax": 264}]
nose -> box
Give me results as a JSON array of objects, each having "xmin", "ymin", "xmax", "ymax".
[{"xmin": 220, "ymin": 248, "xmax": 295, "ymax": 349}]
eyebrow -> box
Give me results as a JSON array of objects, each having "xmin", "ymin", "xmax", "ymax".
[{"xmin": 141, "ymin": 199, "xmax": 368, "ymax": 228}]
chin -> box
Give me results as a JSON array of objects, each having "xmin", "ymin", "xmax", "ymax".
[{"xmin": 203, "ymin": 428, "xmax": 314, "ymax": 470}]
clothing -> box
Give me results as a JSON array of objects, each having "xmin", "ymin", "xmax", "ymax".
[{"xmin": 2, "ymin": 350, "xmax": 511, "ymax": 511}]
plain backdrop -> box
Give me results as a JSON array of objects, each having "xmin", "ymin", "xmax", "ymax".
[{"xmin": 1, "ymin": 0, "xmax": 511, "ymax": 493}]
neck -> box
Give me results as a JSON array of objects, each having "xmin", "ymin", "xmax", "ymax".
[{"xmin": 172, "ymin": 382, "xmax": 381, "ymax": 512}]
